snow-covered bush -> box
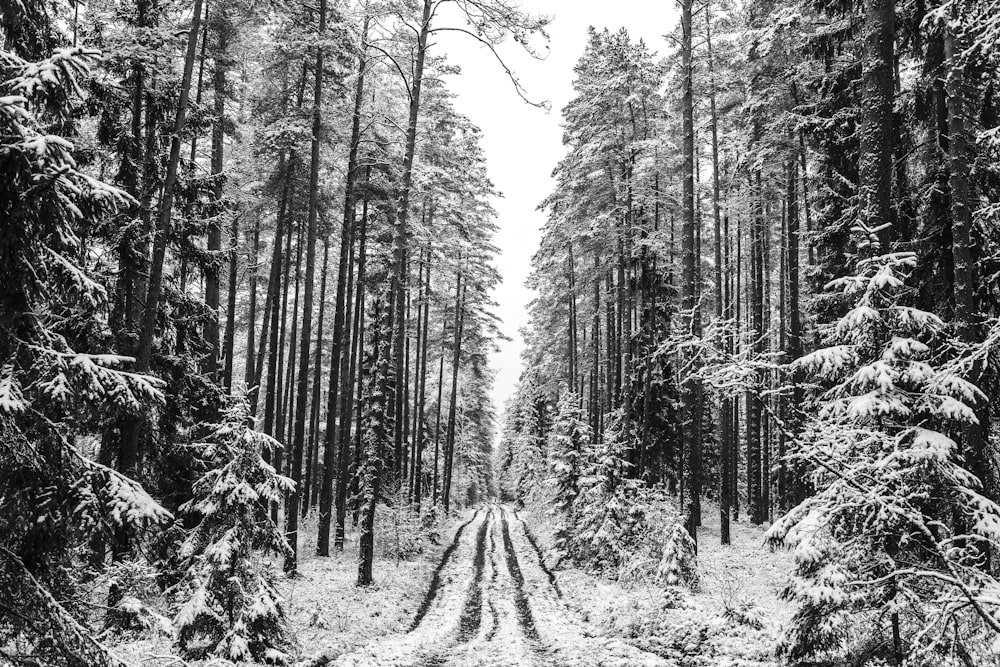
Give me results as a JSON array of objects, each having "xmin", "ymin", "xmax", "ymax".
[
  {"xmin": 174, "ymin": 397, "xmax": 293, "ymax": 663},
  {"xmin": 768, "ymin": 252, "xmax": 1000, "ymax": 664}
]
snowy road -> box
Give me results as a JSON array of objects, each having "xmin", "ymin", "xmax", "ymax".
[{"xmin": 334, "ymin": 505, "xmax": 672, "ymax": 667}]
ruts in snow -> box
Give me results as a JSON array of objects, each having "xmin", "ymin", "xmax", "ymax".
[{"xmin": 333, "ymin": 505, "xmax": 672, "ymax": 666}]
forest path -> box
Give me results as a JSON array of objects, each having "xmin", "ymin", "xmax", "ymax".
[{"xmin": 333, "ymin": 505, "xmax": 671, "ymax": 667}]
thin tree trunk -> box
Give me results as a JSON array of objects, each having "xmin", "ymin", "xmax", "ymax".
[
  {"xmin": 432, "ymin": 337, "xmax": 446, "ymax": 506},
  {"xmin": 244, "ymin": 215, "xmax": 260, "ymax": 396},
  {"xmin": 285, "ymin": 0, "xmax": 327, "ymax": 573},
  {"xmin": 121, "ymin": 0, "xmax": 204, "ymax": 488},
  {"xmin": 304, "ymin": 236, "xmax": 331, "ymax": 516},
  {"xmin": 413, "ymin": 253, "xmax": 432, "ymax": 509},
  {"xmin": 389, "ymin": 0, "xmax": 433, "ymax": 484},
  {"xmin": 323, "ymin": 11, "xmax": 370, "ymax": 554},
  {"xmin": 442, "ymin": 273, "xmax": 466, "ymax": 513},
  {"xmin": 409, "ymin": 250, "xmax": 426, "ymax": 501},
  {"xmin": 679, "ymin": 0, "xmax": 699, "ymax": 548},
  {"xmin": 223, "ymin": 215, "xmax": 238, "ymax": 391}
]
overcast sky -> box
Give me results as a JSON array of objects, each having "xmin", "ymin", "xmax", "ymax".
[{"xmin": 435, "ymin": 1, "xmax": 679, "ymax": 419}]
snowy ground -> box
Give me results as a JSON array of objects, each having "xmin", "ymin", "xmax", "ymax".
[
  {"xmin": 105, "ymin": 512, "xmax": 465, "ymax": 667},
  {"xmin": 520, "ymin": 502, "xmax": 794, "ymax": 667},
  {"xmin": 336, "ymin": 504, "xmax": 671, "ymax": 666},
  {"xmin": 105, "ymin": 502, "xmax": 792, "ymax": 667}
]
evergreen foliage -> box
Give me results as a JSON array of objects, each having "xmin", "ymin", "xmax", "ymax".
[
  {"xmin": 768, "ymin": 251, "xmax": 1000, "ymax": 663},
  {"xmin": 174, "ymin": 397, "xmax": 293, "ymax": 663}
]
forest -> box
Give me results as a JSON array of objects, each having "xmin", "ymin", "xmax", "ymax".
[{"xmin": 2, "ymin": 0, "xmax": 1000, "ymax": 665}]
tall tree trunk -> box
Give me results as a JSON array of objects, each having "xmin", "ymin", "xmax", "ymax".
[
  {"xmin": 748, "ymin": 172, "xmax": 765, "ymax": 525},
  {"xmin": 359, "ymin": 293, "xmax": 392, "ymax": 586},
  {"xmin": 859, "ymin": 0, "xmax": 895, "ymax": 248},
  {"xmin": 442, "ymin": 272, "xmax": 465, "ymax": 513},
  {"xmin": 203, "ymin": 4, "xmax": 228, "ymax": 383},
  {"xmin": 223, "ymin": 215, "xmax": 238, "ymax": 391},
  {"xmin": 120, "ymin": 0, "xmax": 204, "ymax": 491},
  {"xmin": 322, "ymin": 11, "xmax": 369, "ymax": 555},
  {"xmin": 679, "ymin": 0, "xmax": 699, "ymax": 547},
  {"xmin": 285, "ymin": 0, "xmax": 327, "ymax": 573},
  {"xmin": 413, "ymin": 252, "xmax": 432, "ymax": 509},
  {"xmin": 786, "ymin": 154, "xmax": 804, "ymax": 505},
  {"xmin": 244, "ymin": 215, "xmax": 260, "ymax": 396},
  {"xmin": 304, "ymin": 236, "xmax": 331, "ymax": 517},
  {"xmin": 706, "ymin": 0, "xmax": 730, "ymax": 544},
  {"xmin": 390, "ymin": 0, "xmax": 434, "ymax": 484},
  {"xmin": 409, "ymin": 249, "xmax": 426, "ymax": 501},
  {"xmin": 432, "ymin": 332, "xmax": 446, "ymax": 506},
  {"xmin": 945, "ymin": 22, "xmax": 988, "ymax": 493},
  {"xmin": 262, "ymin": 164, "xmax": 290, "ymax": 433},
  {"xmin": 338, "ymin": 191, "xmax": 368, "ymax": 525}
]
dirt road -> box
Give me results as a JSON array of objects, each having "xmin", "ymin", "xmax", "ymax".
[{"xmin": 334, "ymin": 505, "xmax": 671, "ymax": 667}]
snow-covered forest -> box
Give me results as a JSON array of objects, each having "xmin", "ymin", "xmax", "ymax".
[{"xmin": 3, "ymin": 0, "xmax": 1000, "ymax": 665}]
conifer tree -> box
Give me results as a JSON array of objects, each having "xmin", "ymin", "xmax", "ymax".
[
  {"xmin": 768, "ymin": 250, "xmax": 1000, "ymax": 662},
  {"xmin": 175, "ymin": 398, "xmax": 292, "ymax": 663},
  {"xmin": 547, "ymin": 391, "xmax": 589, "ymax": 563}
]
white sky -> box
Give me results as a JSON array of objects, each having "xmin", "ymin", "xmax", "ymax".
[{"xmin": 435, "ymin": 1, "xmax": 679, "ymax": 416}]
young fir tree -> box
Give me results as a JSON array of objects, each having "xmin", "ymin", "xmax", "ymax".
[
  {"xmin": 546, "ymin": 390, "xmax": 589, "ymax": 563},
  {"xmin": 510, "ymin": 376, "xmax": 548, "ymax": 506},
  {"xmin": 573, "ymin": 411, "xmax": 636, "ymax": 571},
  {"xmin": 768, "ymin": 249, "xmax": 1000, "ymax": 663},
  {"xmin": 175, "ymin": 398, "xmax": 293, "ymax": 663}
]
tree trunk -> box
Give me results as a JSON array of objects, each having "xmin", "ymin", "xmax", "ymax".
[
  {"xmin": 120, "ymin": 0, "xmax": 204, "ymax": 492},
  {"xmin": 359, "ymin": 293, "xmax": 392, "ymax": 586},
  {"xmin": 244, "ymin": 215, "xmax": 260, "ymax": 397},
  {"xmin": 304, "ymin": 236, "xmax": 331, "ymax": 516},
  {"xmin": 859, "ymin": 0, "xmax": 895, "ymax": 248},
  {"xmin": 413, "ymin": 252, "xmax": 432, "ymax": 509},
  {"xmin": 390, "ymin": 0, "xmax": 433, "ymax": 484},
  {"xmin": 748, "ymin": 172, "xmax": 764, "ymax": 525},
  {"xmin": 679, "ymin": 0, "xmax": 699, "ymax": 547},
  {"xmin": 442, "ymin": 272, "xmax": 466, "ymax": 513},
  {"xmin": 285, "ymin": 0, "xmax": 327, "ymax": 573},
  {"xmin": 945, "ymin": 22, "xmax": 988, "ymax": 493},
  {"xmin": 322, "ymin": 11, "xmax": 370, "ymax": 555}
]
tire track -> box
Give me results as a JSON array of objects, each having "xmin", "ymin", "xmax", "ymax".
[
  {"xmin": 498, "ymin": 507, "xmax": 541, "ymax": 642},
  {"xmin": 456, "ymin": 508, "xmax": 492, "ymax": 642},
  {"xmin": 486, "ymin": 515, "xmax": 500, "ymax": 641},
  {"xmin": 517, "ymin": 517, "xmax": 562, "ymax": 598},
  {"xmin": 410, "ymin": 508, "xmax": 480, "ymax": 631}
]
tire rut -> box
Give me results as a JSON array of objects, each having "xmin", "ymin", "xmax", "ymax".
[
  {"xmin": 516, "ymin": 516, "xmax": 562, "ymax": 598},
  {"xmin": 456, "ymin": 508, "xmax": 492, "ymax": 642},
  {"xmin": 498, "ymin": 507, "xmax": 541, "ymax": 642},
  {"xmin": 486, "ymin": 516, "xmax": 500, "ymax": 641},
  {"xmin": 410, "ymin": 508, "xmax": 481, "ymax": 631}
]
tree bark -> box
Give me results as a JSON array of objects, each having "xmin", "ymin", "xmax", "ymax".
[
  {"xmin": 322, "ymin": 11, "xmax": 369, "ymax": 554},
  {"xmin": 442, "ymin": 272, "xmax": 466, "ymax": 513},
  {"xmin": 859, "ymin": 0, "xmax": 895, "ymax": 248},
  {"xmin": 679, "ymin": 0, "xmax": 699, "ymax": 547},
  {"xmin": 285, "ymin": 0, "xmax": 327, "ymax": 573},
  {"xmin": 120, "ymin": 0, "xmax": 204, "ymax": 488}
]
